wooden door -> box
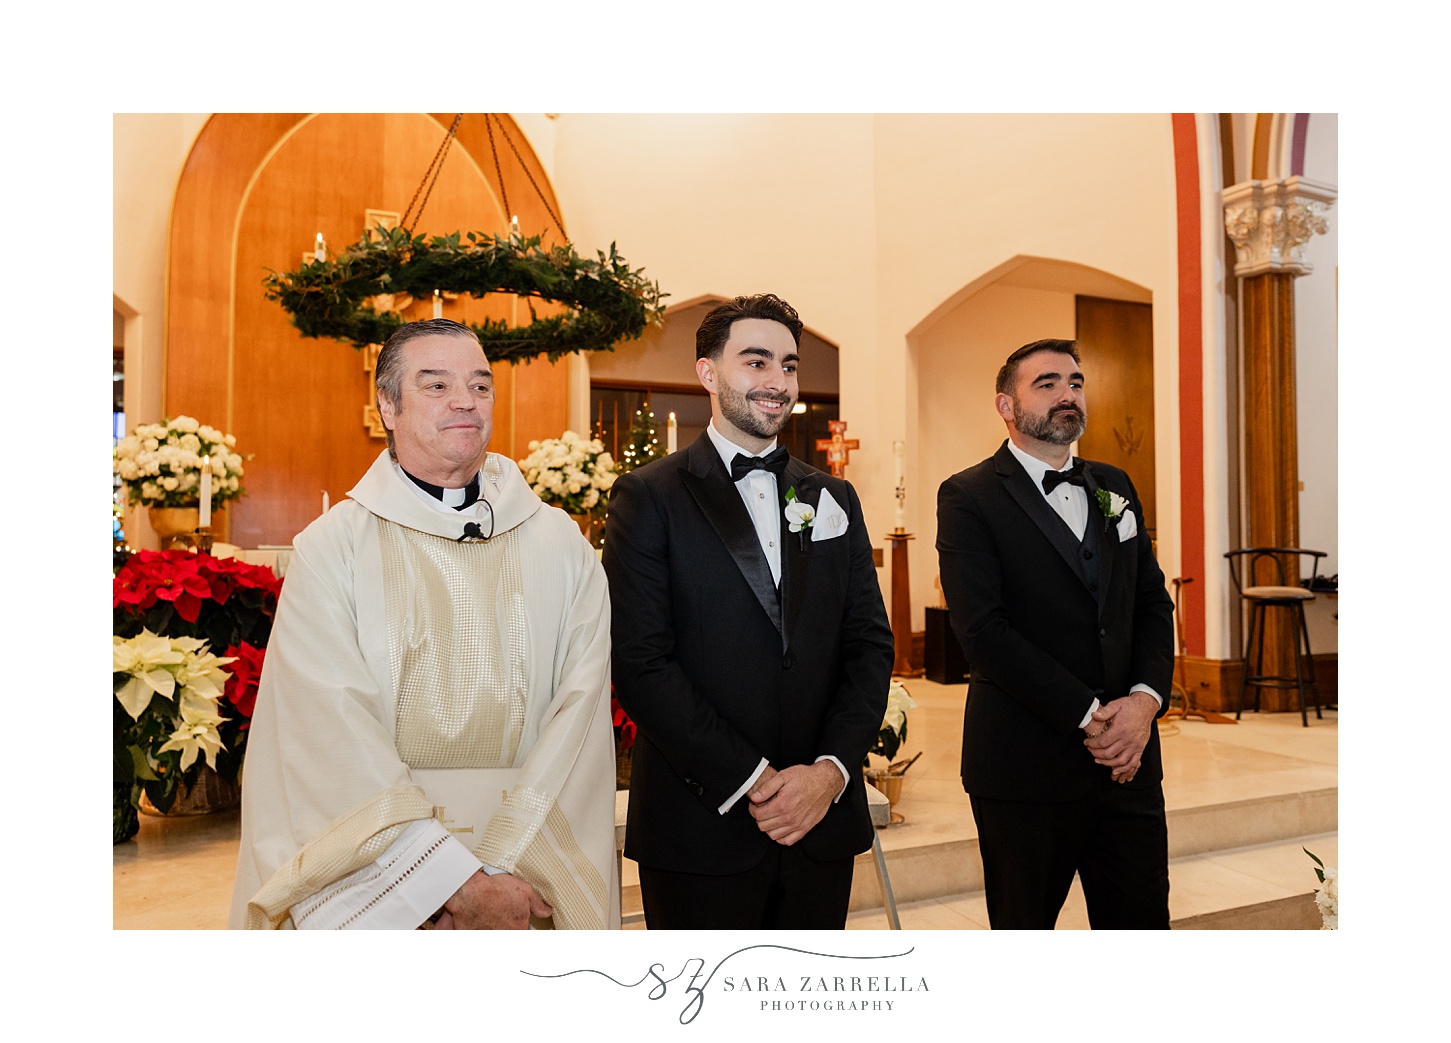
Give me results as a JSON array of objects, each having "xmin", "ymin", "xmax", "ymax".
[{"xmin": 1074, "ymin": 295, "xmax": 1155, "ymax": 535}]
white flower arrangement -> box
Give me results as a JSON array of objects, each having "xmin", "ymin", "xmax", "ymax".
[
  {"xmin": 517, "ymin": 430, "xmax": 617, "ymax": 517},
  {"xmin": 114, "ymin": 417, "xmax": 246, "ymax": 509},
  {"xmin": 1306, "ymin": 848, "xmax": 1338, "ymax": 930}
]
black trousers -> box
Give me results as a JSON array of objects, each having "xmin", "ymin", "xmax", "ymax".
[
  {"xmin": 638, "ymin": 844, "xmax": 855, "ymax": 930},
  {"xmin": 970, "ymin": 780, "xmax": 1170, "ymax": 930}
]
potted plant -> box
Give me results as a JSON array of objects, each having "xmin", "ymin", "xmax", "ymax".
[
  {"xmin": 112, "ymin": 549, "xmax": 281, "ymax": 840},
  {"xmin": 863, "ymin": 680, "xmax": 921, "ymax": 808}
]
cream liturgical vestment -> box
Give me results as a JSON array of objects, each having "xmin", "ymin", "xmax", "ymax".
[{"xmin": 228, "ymin": 452, "xmax": 619, "ymax": 929}]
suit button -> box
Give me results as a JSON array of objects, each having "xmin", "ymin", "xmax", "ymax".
[
  {"xmin": 782, "ymin": 654, "xmax": 794, "ymax": 669},
  {"xmin": 1099, "ymin": 628, "xmax": 1107, "ymax": 637},
  {"xmin": 1082, "ymin": 549, "xmax": 1094, "ymax": 560}
]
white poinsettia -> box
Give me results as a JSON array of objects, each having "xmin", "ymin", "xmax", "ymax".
[
  {"xmin": 172, "ymin": 638, "xmax": 235, "ymax": 706},
  {"xmin": 882, "ymin": 680, "xmax": 917, "ymax": 735},
  {"xmin": 158, "ymin": 702, "xmax": 228, "ymax": 771},
  {"xmin": 113, "ymin": 630, "xmax": 185, "ymax": 718}
]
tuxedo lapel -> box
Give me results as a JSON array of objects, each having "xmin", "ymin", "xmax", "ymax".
[
  {"xmin": 1081, "ymin": 463, "xmax": 1115, "ymax": 617},
  {"xmin": 778, "ymin": 458, "xmax": 815, "ymax": 653},
  {"xmin": 995, "ymin": 444, "xmax": 1090, "ymax": 588},
  {"xmin": 679, "ymin": 434, "xmax": 785, "ymax": 641}
]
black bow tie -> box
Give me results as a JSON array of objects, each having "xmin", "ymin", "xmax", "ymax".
[
  {"xmin": 730, "ymin": 446, "xmax": 788, "ymax": 482},
  {"xmin": 1041, "ymin": 462, "xmax": 1086, "ymax": 494}
]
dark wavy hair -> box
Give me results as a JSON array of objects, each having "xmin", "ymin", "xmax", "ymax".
[
  {"xmin": 695, "ymin": 294, "xmax": 804, "ymax": 360},
  {"xmin": 995, "ymin": 338, "xmax": 1081, "ymax": 395}
]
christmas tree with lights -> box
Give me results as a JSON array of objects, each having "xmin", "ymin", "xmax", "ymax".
[{"xmin": 616, "ymin": 403, "xmax": 661, "ymax": 472}]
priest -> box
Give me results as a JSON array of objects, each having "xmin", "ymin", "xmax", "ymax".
[{"xmin": 229, "ymin": 318, "xmax": 618, "ymax": 930}]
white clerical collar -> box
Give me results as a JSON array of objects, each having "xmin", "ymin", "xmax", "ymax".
[
  {"xmin": 706, "ymin": 419, "xmax": 778, "ymax": 477},
  {"xmin": 1007, "ymin": 438, "xmax": 1076, "ymax": 491},
  {"xmin": 393, "ymin": 459, "xmax": 487, "ymax": 514}
]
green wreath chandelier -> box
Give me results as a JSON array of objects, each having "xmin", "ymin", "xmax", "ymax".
[{"xmin": 264, "ymin": 114, "xmax": 666, "ymax": 364}]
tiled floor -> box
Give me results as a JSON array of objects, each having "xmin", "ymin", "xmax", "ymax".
[{"xmin": 114, "ymin": 678, "xmax": 1337, "ymax": 930}]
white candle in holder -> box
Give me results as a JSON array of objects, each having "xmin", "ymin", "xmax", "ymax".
[
  {"xmin": 199, "ymin": 456, "xmax": 212, "ymax": 528},
  {"xmin": 322, "ymin": 490, "xmax": 330, "ymax": 515},
  {"xmin": 667, "ymin": 412, "xmax": 678, "ymax": 453},
  {"xmin": 433, "ymin": 289, "xmax": 443, "ymax": 319},
  {"xmin": 314, "ymin": 233, "xmax": 326, "ymax": 263}
]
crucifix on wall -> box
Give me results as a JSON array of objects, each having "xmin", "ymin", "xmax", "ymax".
[{"xmin": 815, "ymin": 420, "xmax": 859, "ymax": 479}]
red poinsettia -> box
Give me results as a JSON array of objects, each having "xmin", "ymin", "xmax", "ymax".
[
  {"xmin": 222, "ymin": 641, "xmax": 267, "ymax": 721},
  {"xmin": 610, "ymin": 694, "xmax": 636, "ymax": 750},
  {"xmin": 115, "ymin": 549, "xmax": 283, "ymax": 659}
]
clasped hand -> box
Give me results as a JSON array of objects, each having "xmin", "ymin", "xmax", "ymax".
[
  {"xmin": 433, "ymin": 870, "xmax": 552, "ymax": 930},
  {"xmin": 747, "ymin": 762, "xmax": 842, "ymax": 846},
  {"xmin": 1082, "ymin": 691, "xmax": 1158, "ymax": 784}
]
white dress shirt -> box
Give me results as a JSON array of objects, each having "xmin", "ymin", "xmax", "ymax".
[
  {"xmin": 1005, "ymin": 440, "xmax": 1162, "ymax": 726},
  {"xmin": 705, "ymin": 421, "xmax": 850, "ymax": 812}
]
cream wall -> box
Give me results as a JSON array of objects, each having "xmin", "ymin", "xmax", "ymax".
[
  {"xmin": 547, "ymin": 114, "xmax": 1183, "ymax": 629},
  {"xmin": 1296, "ymin": 114, "xmax": 1338, "ymax": 583},
  {"xmin": 113, "ymin": 112, "xmax": 209, "ymax": 547},
  {"xmin": 113, "ymin": 113, "xmax": 208, "ymax": 425}
]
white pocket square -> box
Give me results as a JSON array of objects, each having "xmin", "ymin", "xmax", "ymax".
[
  {"xmin": 811, "ymin": 489, "xmax": 849, "ymax": 541},
  {"xmin": 1116, "ymin": 509, "xmax": 1137, "ymax": 541}
]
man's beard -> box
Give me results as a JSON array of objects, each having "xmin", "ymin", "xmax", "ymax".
[
  {"xmin": 1014, "ymin": 399, "xmax": 1085, "ymax": 445},
  {"xmin": 718, "ymin": 382, "xmax": 793, "ymax": 440}
]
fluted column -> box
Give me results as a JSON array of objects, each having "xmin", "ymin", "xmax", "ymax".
[{"xmin": 1223, "ymin": 176, "xmax": 1335, "ymax": 706}]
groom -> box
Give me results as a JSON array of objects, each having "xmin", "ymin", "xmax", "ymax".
[
  {"xmin": 936, "ymin": 338, "xmax": 1175, "ymax": 929},
  {"xmin": 603, "ymin": 293, "xmax": 893, "ymax": 929}
]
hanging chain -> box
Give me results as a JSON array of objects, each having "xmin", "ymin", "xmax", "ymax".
[
  {"xmin": 400, "ymin": 113, "xmax": 463, "ymax": 231},
  {"xmin": 484, "ymin": 115, "xmax": 512, "ymax": 228},
  {"xmin": 489, "ymin": 113, "xmax": 567, "ymax": 240}
]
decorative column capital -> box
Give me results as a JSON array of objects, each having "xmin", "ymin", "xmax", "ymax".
[{"xmin": 1223, "ymin": 176, "xmax": 1337, "ymax": 278}]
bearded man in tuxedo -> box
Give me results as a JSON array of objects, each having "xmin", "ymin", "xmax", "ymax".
[
  {"xmin": 936, "ymin": 338, "xmax": 1174, "ymax": 929},
  {"xmin": 603, "ymin": 293, "xmax": 893, "ymax": 929}
]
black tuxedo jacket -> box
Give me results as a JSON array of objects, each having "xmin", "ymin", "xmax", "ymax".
[
  {"xmin": 603, "ymin": 432, "xmax": 894, "ymax": 874},
  {"xmin": 936, "ymin": 441, "xmax": 1174, "ymax": 803}
]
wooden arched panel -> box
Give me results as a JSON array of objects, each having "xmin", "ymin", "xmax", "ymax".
[{"xmin": 166, "ymin": 113, "xmax": 571, "ymax": 547}]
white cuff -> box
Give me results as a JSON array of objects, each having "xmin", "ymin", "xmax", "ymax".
[
  {"xmin": 1130, "ymin": 683, "xmax": 1164, "ymax": 709},
  {"xmin": 290, "ymin": 818, "xmax": 481, "ymax": 929},
  {"xmin": 1077, "ymin": 697, "xmax": 1102, "ymax": 730},
  {"xmin": 719, "ymin": 758, "xmax": 770, "ymax": 814}
]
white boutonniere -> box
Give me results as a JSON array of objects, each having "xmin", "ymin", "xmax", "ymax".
[
  {"xmin": 784, "ymin": 486, "xmax": 815, "ymax": 550},
  {"xmin": 1094, "ymin": 489, "xmax": 1129, "ymax": 519}
]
